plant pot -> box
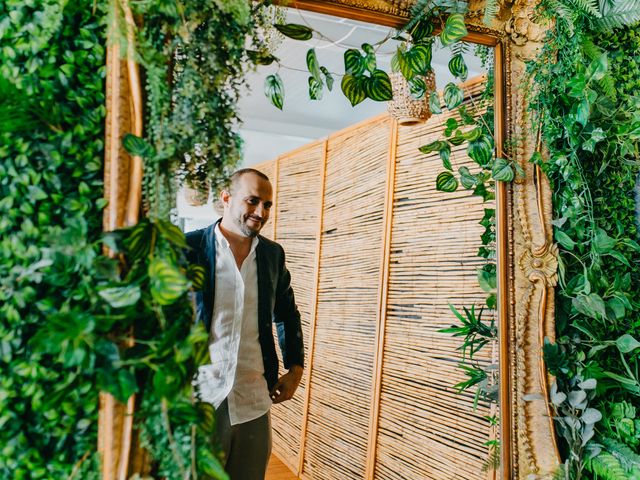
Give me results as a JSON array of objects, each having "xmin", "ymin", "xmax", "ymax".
[
  {"xmin": 387, "ymin": 70, "xmax": 436, "ymax": 126},
  {"xmin": 184, "ymin": 183, "xmax": 210, "ymax": 206}
]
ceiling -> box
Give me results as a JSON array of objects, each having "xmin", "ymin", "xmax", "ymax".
[
  {"xmin": 178, "ymin": 6, "xmax": 486, "ymax": 231},
  {"xmin": 237, "ymin": 6, "xmax": 485, "ymax": 167}
]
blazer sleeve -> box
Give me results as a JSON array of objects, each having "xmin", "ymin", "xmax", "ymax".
[{"xmin": 273, "ymin": 245, "xmax": 305, "ymax": 370}]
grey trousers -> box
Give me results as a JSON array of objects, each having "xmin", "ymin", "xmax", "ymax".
[{"xmin": 216, "ymin": 399, "xmax": 272, "ymax": 480}]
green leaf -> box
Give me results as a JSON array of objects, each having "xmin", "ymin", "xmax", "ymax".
[
  {"xmin": 156, "ymin": 219, "xmax": 188, "ymax": 248},
  {"xmin": 491, "ymin": 157, "xmax": 515, "ymax": 182},
  {"xmin": 98, "ymin": 285, "xmax": 141, "ymax": 309},
  {"xmin": 273, "ymin": 23, "xmax": 313, "ymax": 41},
  {"xmin": 306, "ymin": 48, "xmax": 322, "ymax": 83},
  {"xmin": 344, "ymin": 49, "xmax": 365, "ymax": 76},
  {"xmin": 122, "ymin": 134, "xmax": 154, "ymax": 158},
  {"xmin": 478, "ymin": 268, "xmax": 496, "ymax": 292},
  {"xmin": 341, "ymin": 74, "xmax": 366, "ymax": 106},
  {"xmin": 440, "ymin": 14, "xmax": 468, "ymax": 46},
  {"xmin": 593, "ymin": 228, "xmax": 616, "ymax": 254},
  {"xmin": 436, "ymin": 171, "xmax": 459, "ymax": 192},
  {"xmin": 467, "ymin": 135, "xmax": 493, "ymax": 166},
  {"xmin": 410, "ymin": 19, "xmax": 434, "ymax": 42},
  {"xmin": 448, "ymin": 54, "xmax": 468, "ymax": 81},
  {"xmin": 572, "ymin": 293, "xmax": 607, "ymax": 320},
  {"xmin": 429, "ymin": 90, "xmax": 442, "ymax": 114},
  {"xmin": 443, "ymin": 82, "xmax": 464, "ymax": 109},
  {"xmin": 419, "ymin": 140, "xmax": 449, "ymax": 155},
  {"xmin": 555, "ymin": 230, "xmax": 576, "ymax": 250},
  {"xmin": 409, "ymin": 77, "xmax": 427, "ymax": 99},
  {"xmin": 362, "ymin": 43, "xmax": 377, "ymax": 72},
  {"xmin": 148, "ymin": 258, "xmax": 190, "ymax": 306},
  {"xmin": 459, "ymin": 166, "xmax": 477, "ymax": 189},
  {"xmin": 364, "ymin": 70, "xmax": 393, "ymax": 102},
  {"xmin": 247, "ymin": 50, "xmax": 278, "ymax": 65},
  {"xmin": 463, "ymin": 127, "xmax": 482, "ymax": 142},
  {"xmin": 320, "ymin": 66, "xmax": 334, "ymax": 91},
  {"xmin": 439, "ymin": 143, "xmax": 452, "ymax": 170},
  {"xmin": 406, "ymin": 44, "xmax": 432, "ymax": 77},
  {"xmin": 575, "ymin": 99, "xmax": 591, "ymax": 126},
  {"xmin": 264, "ymin": 74, "xmax": 284, "ymax": 110},
  {"xmin": 117, "ymin": 369, "xmax": 138, "ymax": 402},
  {"xmin": 308, "ymin": 76, "xmax": 323, "ymax": 100},
  {"xmin": 616, "ymin": 334, "xmax": 640, "ymax": 353},
  {"xmin": 607, "ymin": 297, "xmax": 626, "ymax": 320},
  {"xmin": 585, "ymin": 53, "xmax": 608, "ymax": 83}
]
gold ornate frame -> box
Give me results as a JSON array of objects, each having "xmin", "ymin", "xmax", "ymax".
[{"xmin": 101, "ymin": 1, "xmax": 560, "ymax": 478}]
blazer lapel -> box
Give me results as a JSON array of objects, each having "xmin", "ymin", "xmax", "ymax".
[
  {"xmin": 203, "ymin": 221, "xmax": 220, "ymax": 333},
  {"xmin": 255, "ymin": 240, "xmax": 272, "ymax": 339}
]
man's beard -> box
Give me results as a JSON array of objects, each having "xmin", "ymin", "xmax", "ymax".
[{"xmin": 236, "ymin": 216, "xmax": 261, "ymax": 237}]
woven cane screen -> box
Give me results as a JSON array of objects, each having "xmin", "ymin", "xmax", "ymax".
[{"xmin": 254, "ymin": 76, "xmax": 495, "ymax": 479}]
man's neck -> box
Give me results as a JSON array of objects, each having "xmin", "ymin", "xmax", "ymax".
[{"xmin": 219, "ymin": 220, "xmax": 253, "ymax": 268}]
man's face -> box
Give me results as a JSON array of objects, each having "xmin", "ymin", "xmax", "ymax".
[{"xmin": 221, "ymin": 173, "xmax": 273, "ymax": 238}]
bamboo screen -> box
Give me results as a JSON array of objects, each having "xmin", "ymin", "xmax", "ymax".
[{"xmin": 252, "ymin": 76, "xmax": 496, "ymax": 480}]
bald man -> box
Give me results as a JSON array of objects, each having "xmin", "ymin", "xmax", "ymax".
[{"xmin": 186, "ymin": 168, "xmax": 304, "ymax": 479}]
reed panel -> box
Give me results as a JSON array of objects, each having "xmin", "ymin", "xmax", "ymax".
[
  {"xmin": 301, "ymin": 116, "xmax": 391, "ymax": 480},
  {"xmin": 374, "ymin": 80, "xmax": 497, "ymax": 480},
  {"xmin": 269, "ymin": 142, "xmax": 326, "ymax": 474}
]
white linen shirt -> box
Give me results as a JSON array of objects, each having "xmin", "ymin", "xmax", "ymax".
[{"xmin": 194, "ymin": 224, "xmax": 272, "ymax": 425}]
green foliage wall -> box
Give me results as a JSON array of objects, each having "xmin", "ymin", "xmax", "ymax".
[
  {"xmin": 531, "ymin": 9, "xmax": 640, "ymax": 478},
  {"xmin": 0, "ymin": 1, "xmax": 106, "ymax": 477}
]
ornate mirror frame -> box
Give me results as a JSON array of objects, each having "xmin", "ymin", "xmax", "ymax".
[{"xmin": 101, "ymin": 0, "xmax": 560, "ymax": 478}]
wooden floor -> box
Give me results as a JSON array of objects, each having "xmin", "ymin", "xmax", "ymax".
[{"xmin": 266, "ymin": 453, "xmax": 297, "ymax": 480}]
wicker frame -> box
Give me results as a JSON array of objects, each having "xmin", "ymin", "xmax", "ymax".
[{"xmin": 101, "ymin": 1, "xmax": 560, "ymax": 478}]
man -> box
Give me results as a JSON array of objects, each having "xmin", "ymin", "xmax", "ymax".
[{"xmin": 186, "ymin": 168, "xmax": 304, "ymax": 480}]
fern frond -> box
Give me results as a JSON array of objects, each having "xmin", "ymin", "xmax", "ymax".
[
  {"xmin": 451, "ymin": 41, "xmax": 470, "ymax": 56},
  {"xmin": 599, "ymin": 73, "xmax": 617, "ymax": 98},
  {"xmin": 483, "ymin": 0, "xmax": 500, "ymax": 24},
  {"xmin": 481, "ymin": 443, "xmax": 500, "ymax": 472},
  {"xmin": 594, "ymin": 0, "xmax": 640, "ymax": 30},
  {"xmin": 581, "ymin": 36, "xmax": 603, "ymax": 60},
  {"xmin": 601, "ymin": 437, "xmax": 640, "ymax": 471},
  {"xmin": 545, "ymin": 0, "xmax": 578, "ymax": 34},
  {"xmin": 586, "ymin": 451, "xmax": 629, "ymax": 479},
  {"xmin": 403, "ymin": 0, "xmax": 434, "ymax": 33},
  {"xmin": 568, "ymin": 0, "xmax": 602, "ymax": 17}
]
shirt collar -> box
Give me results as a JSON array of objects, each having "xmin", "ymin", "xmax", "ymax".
[{"xmin": 214, "ymin": 222, "xmax": 259, "ymax": 254}]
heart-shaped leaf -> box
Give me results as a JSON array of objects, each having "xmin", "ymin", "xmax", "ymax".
[
  {"xmin": 459, "ymin": 166, "xmax": 477, "ymax": 189},
  {"xmin": 264, "ymin": 74, "xmax": 284, "ymax": 110},
  {"xmin": 617, "ymin": 334, "xmax": 640, "ymax": 353},
  {"xmin": 409, "ymin": 77, "xmax": 427, "ymax": 99},
  {"xmin": 344, "ymin": 49, "xmax": 365, "ymax": 76},
  {"xmin": 306, "ymin": 48, "xmax": 322, "ymax": 83},
  {"xmin": 443, "ymin": 82, "xmax": 464, "ymax": 109},
  {"xmin": 148, "ymin": 257, "xmax": 190, "ymax": 306},
  {"xmin": 406, "ymin": 44, "xmax": 432, "ymax": 77},
  {"xmin": 122, "ymin": 134, "xmax": 155, "ymax": 158},
  {"xmin": 273, "ymin": 23, "xmax": 313, "ymax": 41},
  {"xmin": 429, "ymin": 90, "xmax": 442, "ymax": 114},
  {"xmin": 362, "ymin": 43, "xmax": 377, "ymax": 72},
  {"xmin": 341, "ymin": 74, "xmax": 366, "ymax": 106},
  {"xmin": 309, "ymin": 76, "xmax": 323, "ymax": 100},
  {"xmin": 436, "ymin": 171, "xmax": 459, "ymax": 192},
  {"xmin": 320, "ymin": 66, "xmax": 334, "ymax": 91},
  {"xmin": 492, "ymin": 157, "xmax": 515, "ymax": 182},
  {"xmin": 440, "ymin": 14, "xmax": 468, "ymax": 46},
  {"xmin": 364, "ymin": 69, "xmax": 393, "ymax": 102},
  {"xmin": 448, "ymin": 53, "xmax": 468, "ymax": 81}
]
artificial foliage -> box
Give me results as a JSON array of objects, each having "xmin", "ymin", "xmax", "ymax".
[
  {"xmin": 530, "ymin": 3, "xmax": 640, "ymax": 477},
  {"xmin": 0, "ymin": 0, "xmax": 106, "ymax": 477}
]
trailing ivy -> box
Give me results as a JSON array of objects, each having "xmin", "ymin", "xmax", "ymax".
[
  {"xmin": 0, "ymin": 1, "xmax": 106, "ymax": 477},
  {"xmin": 530, "ymin": 2, "xmax": 640, "ymax": 477}
]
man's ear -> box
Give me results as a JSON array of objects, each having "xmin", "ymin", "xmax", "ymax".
[{"xmin": 219, "ymin": 189, "xmax": 231, "ymax": 208}]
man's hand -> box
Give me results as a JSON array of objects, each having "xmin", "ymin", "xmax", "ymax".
[{"xmin": 269, "ymin": 365, "xmax": 303, "ymax": 404}]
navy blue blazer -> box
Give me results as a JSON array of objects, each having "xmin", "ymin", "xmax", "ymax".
[{"xmin": 185, "ymin": 222, "xmax": 304, "ymax": 390}]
